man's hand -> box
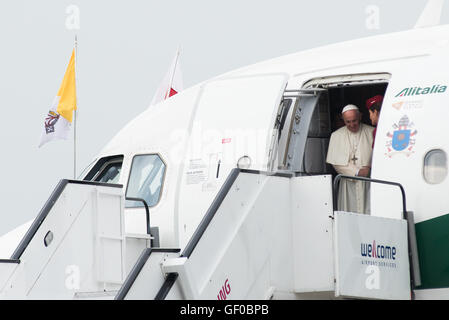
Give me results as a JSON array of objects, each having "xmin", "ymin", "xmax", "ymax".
[{"xmin": 357, "ymin": 167, "xmax": 371, "ymax": 177}]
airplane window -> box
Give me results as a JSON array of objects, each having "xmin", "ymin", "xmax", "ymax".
[
  {"xmin": 83, "ymin": 155, "xmax": 123, "ymax": 182},
  {"xmin": 94, "ymin": 162, "xmax": 122, "ymax": 184},
  {"xmin": 126, "ymin": 154, "xmax": 166, "ymax": 208},
  {"xmin": 423, "ymin": 149, "xmax": 447, "ymax": 184}
]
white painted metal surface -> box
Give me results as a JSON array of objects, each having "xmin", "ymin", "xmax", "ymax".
[
  {"xmin": 164, "ymin": 172, "xmax": 293, "ymax": 300},
  {"xmin": 334, "ymin": 211, "xmax": 410, "ymax": 300},
  {"xmin": 124, "ymin": 250, "xmax": 180, "ymax": 300},
  {"xmin": 124, "ymin": 234, "xmax": 151, "ymax": 275},
  {"xmin": 152, "ymin": 172, "xmax": 410, "ymax": 300},
  {"xmin": 291, "ymin": 175, "xmax": 334, "ymax": 293},
  {"xmin": 371, "ymin": 45, "xmax": 449, "ymax": 224},
  {"xmin": 0, "ymin": 182, "xmax": 125, "ymax": 299},
  {"xmin": 177, "ymin": 74, "xmax": 288, "ymax": 249},
  {"xmin": 0, "ymin": 262, "xmax": 19, "ymax": 293}
]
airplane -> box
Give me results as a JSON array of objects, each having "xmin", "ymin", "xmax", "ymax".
[{"xmin": 0, "ymin": 0, "xmax": 448, "ymax": 300}]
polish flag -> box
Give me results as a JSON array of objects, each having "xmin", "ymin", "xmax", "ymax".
[{"xmin": 150, "ymin": 48, "xmax": 183, "ymax": 106}]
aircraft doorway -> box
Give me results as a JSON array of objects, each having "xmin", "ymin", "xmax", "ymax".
[
  {"xmin": 328, "ymin": 82, "xmax": 389, "ymax": 135},
  {"xmin": 277, "ymin": 73, "xmax": 390, "ymax": 176}
]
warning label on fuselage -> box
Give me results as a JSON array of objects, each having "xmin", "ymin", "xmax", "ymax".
[{"xmin": 186, "ymin": 159, "xmax": 207, "ymax": 185}]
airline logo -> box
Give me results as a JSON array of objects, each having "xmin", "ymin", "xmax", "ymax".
[{"xmin": 395, "ymin": 84, "xmax": 447, "ymax": 97}]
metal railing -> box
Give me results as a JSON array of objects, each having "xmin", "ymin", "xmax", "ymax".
[
  {"xmin": 125, "ymin": 197, "xmax": 151, "ymax": 235},
  {"xmin": 332, "ymin": 174, "xmax": 421, "ymax": 298},
  {"xmin": 333, "ymin": 174, "xmax": 407, "ymax": 217}
]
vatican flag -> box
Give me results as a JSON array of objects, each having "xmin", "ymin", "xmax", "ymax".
[{"xmin": 39, "ymin": 49, "xmax": 77, "ymax": 148}]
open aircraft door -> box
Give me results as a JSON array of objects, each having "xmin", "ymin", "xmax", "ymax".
[
  {"xmin": 371, "ymin": 45, "xmax": 449, "ymax": 222},
  {"xmin": 370, "ymin": 45, "xmax": 449, "ymax": 292},
  {"xmin": 371, "ymin": 43, "xmax": 449, "ymax": 292},
  {"xmin": 176, "ymin": 74, "xmax": 288, "ymax": 247}
]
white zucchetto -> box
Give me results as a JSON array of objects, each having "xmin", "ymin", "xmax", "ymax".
[{"xmin": 341, "ymin": 104, "xmax": 359, "ymax": 114}]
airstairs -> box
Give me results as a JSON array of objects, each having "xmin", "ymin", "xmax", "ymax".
[
  {"xmin": 0, "ymin": 180, "xmax": 146, "ymax": 299},
  {"xmin": 0, "ymin": 170, "xmax": 420, "ymax": 300}
]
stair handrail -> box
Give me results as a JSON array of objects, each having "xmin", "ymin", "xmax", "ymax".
[
  {"xmin": 333, "ymin": 174, "xmax": 407, "ymax": 217},
  {"xmin": 125, "ymin": 197, "xmax": 151, "ymax": 235}
]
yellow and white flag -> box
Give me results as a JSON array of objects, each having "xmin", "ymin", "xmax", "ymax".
[{"xmin": 39, "ymin": 49, "xmax": 77, "ymax": 148}]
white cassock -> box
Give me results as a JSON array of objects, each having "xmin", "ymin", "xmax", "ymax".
[{"xmin": 326, "ymin": 123, "xmax": 374, "ymax": 214}]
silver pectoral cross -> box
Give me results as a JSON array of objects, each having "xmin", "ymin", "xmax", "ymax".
[{"xmin": 351, "ymin": 155, "xmax": 358, "ymax": 165}]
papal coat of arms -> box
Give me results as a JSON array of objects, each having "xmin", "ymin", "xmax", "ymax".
[
  {"xmin": 385, "ymin": 115, "xmax": 418, "ymax": 157},
  {"xmin": 44, "ymin": 110, "xmax": 60, "ymax": 134}
]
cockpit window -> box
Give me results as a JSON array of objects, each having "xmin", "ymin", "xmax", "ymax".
[
  {"xmin": 94, "ymin": 161, "xmax": 122, "ymax": 183},
  {"xmin": 125, "ymin": 154, "xmax": 166, "ymax": 208},
  {"xmin": 83, "ymin": 155, "xmax": 124, "ymax": 184}
]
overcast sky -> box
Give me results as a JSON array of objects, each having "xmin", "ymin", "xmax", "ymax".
[{"xmin": 0, "ymin": 0, "xmax": 446, "ymax": 235}]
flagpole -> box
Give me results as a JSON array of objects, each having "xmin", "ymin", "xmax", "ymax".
[
  {"xmin": 74, "ymin": 35, "xmax": 78, "ymax": 179},
  {"xmin": 166, "ymin": 45, "xmax": 181, "ymax": 99}
]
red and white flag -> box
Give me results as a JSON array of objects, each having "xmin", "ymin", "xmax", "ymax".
[{"xmin": 150, "ymin": 48, "xmax": 183, "ymax": 106}]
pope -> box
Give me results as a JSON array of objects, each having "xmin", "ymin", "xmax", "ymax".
[{"xmin": 326, "ymin": 104, "xmax": 374, "ymax": 214}]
